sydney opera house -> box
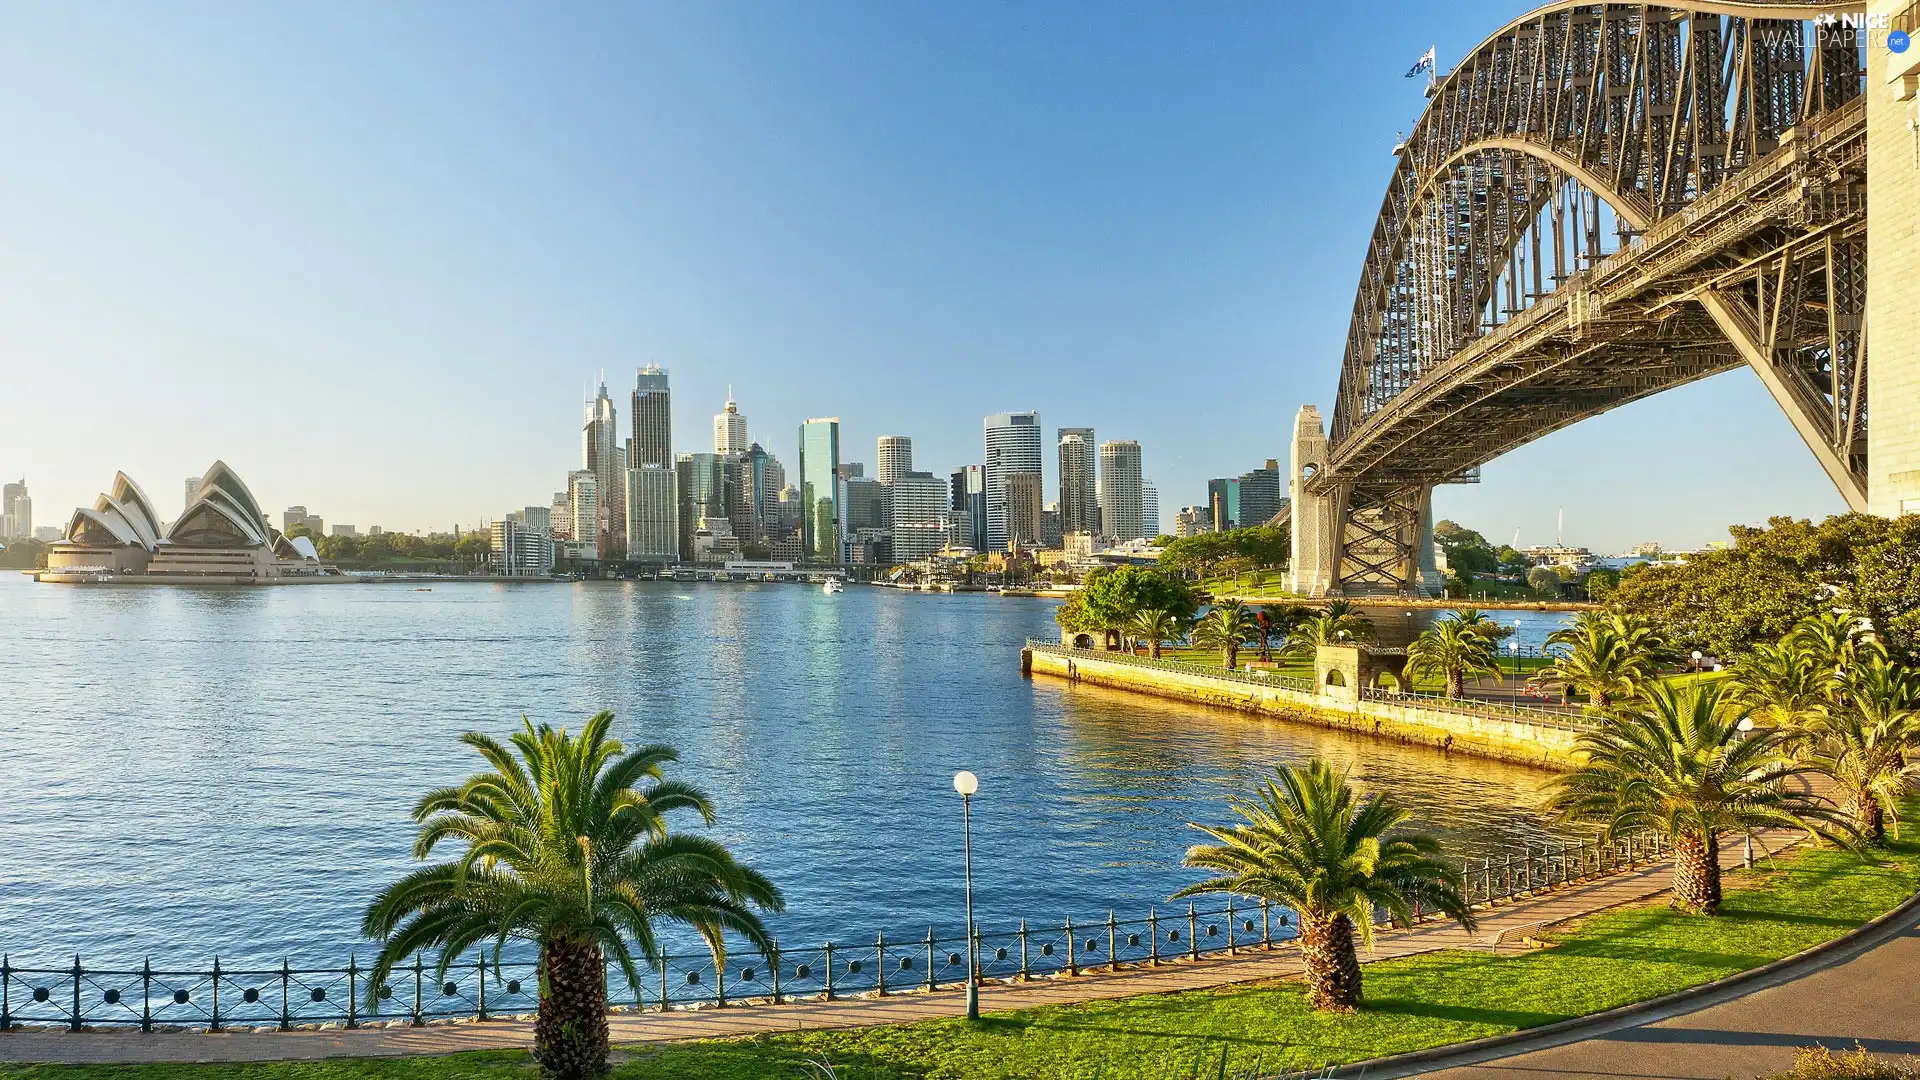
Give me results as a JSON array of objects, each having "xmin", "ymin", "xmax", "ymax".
[{"xmin": 38, "ymin": 462, "xmax": 331, "ymax": 583}]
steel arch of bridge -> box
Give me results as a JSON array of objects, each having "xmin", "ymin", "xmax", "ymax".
[{"xmin": 1300, "ymin": 1, "xmax": 1871, "ymax": 596}]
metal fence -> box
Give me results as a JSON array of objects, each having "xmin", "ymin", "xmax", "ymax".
[
  {"xmin": 1029, "ymin": 640, "xmax": 1317, "ymax": 692},
  {"xmin": 1358, "ymin": 686, "xmax": 1594, "ymax": 731},
  {"xmin": 0, "ymin": 832, "xmax": 1667, "ymax": 1033}
]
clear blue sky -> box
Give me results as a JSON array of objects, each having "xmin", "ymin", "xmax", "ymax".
[{"xmin": 0, "ymin": 2, "xmax": 1846, "ymax": 551}]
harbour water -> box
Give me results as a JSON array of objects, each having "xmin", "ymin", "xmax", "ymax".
[{"xmin": 0, "ymin": 574, "xmax": 1575, "ymax": 967}]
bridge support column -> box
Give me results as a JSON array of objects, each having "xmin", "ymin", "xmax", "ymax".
[
  {"xmin": 1868, "ymin": 0, "xmax": 1920, "ymax": 517},
  {"xmin": 1329, "ymin": 484, "xmax": 1439, "ymax": 599},
  {"xmin": 1287, "ymin": 406, "xmax": 1335, "ymax": 598}
]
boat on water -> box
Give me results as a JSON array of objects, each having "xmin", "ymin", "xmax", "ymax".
[{"xmin": 822, "ymin": 577, "xmax": 845, "ymax": 595}]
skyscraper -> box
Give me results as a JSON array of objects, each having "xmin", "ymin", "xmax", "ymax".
[
  {"xmin": 746, "ymin": 443, "xmax": 786, "ymax": 541},
  {"xmin": 1098, "ymin": 440, "xmax": 1145, "ymax": 541},
  {"xmin": 950, "ymin": 465, "xmax": 987, "ymax": 553},
  {"xmin": 876, "ymin": 436, "xmax": 913, "ymax": 484},
  {"xmin": 567, "ymin": 471, "xmax": 599, "ymax": 560},
  {"xmin": 1057, "ymin": 428, "xmax": 1098, "ymax": 535},
  {"xmin": 583, "ymin": 380, "xmax": 625, "ymax": 557},
  {"xmin": 888, "ymin": 472, "xmax": 948, "ymax": 562},
  {"xmin": 714, "ymin": 391, "xmax": 748, "ymax": 454},
  {"xmin": 799, "ymin": 418, "xmax": 841, "ymax": 564},
  {"xmin": 630, "ymin": 366, "xmax": 672, "ymax": 469},
  {"xmin": 625, "ymin": 464, "xmax": 678, "ymax": 562},
  {"xmin": 1142, "ymin": 480, "xmax": 1161, "ymax": 539},
  {"xmin": 1237, "ymin": 460, "xmax": 1283, "ymax": 527},
  {"xmin": 1005, "ymin": 473, "xmax": 1043, "ymax": 549},
  {"xmin": 984, "ymin": 411, "xmax": 1043, "ymax": 553},
  {"xmin": 1, "ymin": 480, "xmax": 29, "ymax": 540},
  {"xmin": 1207, "ymin": 477, "xmax": 1241, "ymax": 532}
]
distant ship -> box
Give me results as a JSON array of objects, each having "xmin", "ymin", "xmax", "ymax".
[{"xmin": 822, "ymin": 577, "xmax": 845, "ymax": 595}]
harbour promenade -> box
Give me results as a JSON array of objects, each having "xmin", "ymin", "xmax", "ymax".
[{"xmin": 0, "ymin": 835, "xmax": 1788, "ymax": 1066}]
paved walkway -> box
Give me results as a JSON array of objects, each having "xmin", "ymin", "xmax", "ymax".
[
  {"xmin": 1390, "ymin": 889, "xmax": 1920, "ymax": 1080},
  {"xmin": 0, "ymin": 844, "xmax": 1754, "ymax": 1066}
]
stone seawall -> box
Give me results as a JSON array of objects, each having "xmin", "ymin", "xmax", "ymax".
[{"xmin": 1025, "ymin": 646, "xmax": 1582, "ymax": 770}]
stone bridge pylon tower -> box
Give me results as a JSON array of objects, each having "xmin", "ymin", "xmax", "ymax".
[{"xmin": 1287, "ymin": 404, "xmax": 1442, "ymax": 600}]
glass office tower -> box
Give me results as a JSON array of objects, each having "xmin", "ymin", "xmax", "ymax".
[{"xmin": 799, "ymin": 418, "xmax": 842, "ymax": 564}]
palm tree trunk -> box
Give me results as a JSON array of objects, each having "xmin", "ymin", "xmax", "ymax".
[
  {"xmin": 1225, "ymin": 644, "xmax": 1238, "ymax": 670},
  {"xmin": 1150, "ymin": 640, "xmax": 1162, "ymax": 660},
  {"xmin": 1671, "ymin": 832, "xmax": 1723, "ymax": 915},
  {"xmin": 535, "ymin": 937, "xmax": 609, "ymax": 1079},
  {"xmin": 1852, "ymin": 788, "xmax": 1887, "ymax": 846},
  {"xmin": 1298, "ymin": 912, "xmax": 1362, "ymax": 1012},
  {"xmin": 1446, "ymin": 669, "xmax": 1464, "ymax": 698}
]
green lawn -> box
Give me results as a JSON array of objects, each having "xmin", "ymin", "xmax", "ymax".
[{"xmin": 9, "ymin": 825, "xmax": 1916, "ymax": 1080}]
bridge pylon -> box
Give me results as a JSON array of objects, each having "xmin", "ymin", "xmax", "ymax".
[{"xmin": 1288, "ymin": 405, "xmax": 1442, "ymax": 599}]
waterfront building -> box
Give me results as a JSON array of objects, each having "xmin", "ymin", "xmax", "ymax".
[
  {"xmin": 491, "ymin": 513, "xmax": 555, "ymax": 577},
  {"xmin": 2, "ymin": 480, "xmax": 30, "ymax": 540},
  {"xmin": 683, "ymin": 453, "xmax": 727, "ymax": 524},
  {"xmin": 946, "ymin": 509, "xmax": 975, "ymax": 553},
  {"xmin": 888, "ymin": 471, "xmax": 947, "ymax": 563},
  {"xmin": 1142, "ymin": 480, "xmax": 1161, "ymax": 538},
  {"xmin": 674, "ymin": 455, "xmax": 696, "ymax": 561},
  {"xmin": 1237, "ymin": 460, "xmax": 1283, "ymax": 527},
  {"xmin": 549, "ymin": 492, "xmax": 570, "ymax": 540},
  {"xmin": 837, "ymin": 462, "xmax": 864, "ymax": 481},
  {"xmin": 984, "ymin": 411, "xmax": 1043, "ymax": 553},
  {"xmin": 1097, "ymin": 440, "xmax": 1145, "ymax": 542},
  {"xmin": 799, "ymin": 418, "xmax": 842, "ymax": 564},
  {"xmin": 625, "ymin": 463, "xmax": 678, "ymax": 563},
  {"xmin": 583, "ymin": 380, "xmax": 626, "ymax": 558},
  {"xmin": 776, "ymin": 482, "xmax": 802, "ymax": 539},
  {"xmin": 692, "ymin": 516, "xmax": 743, "ymax": 564},
  {"xmin": 1174, "ymin": 506, "xmax": 1212, "ymax": 537},
  {"xmin": 282, "ymin": 506, "xmax": 309, "ymax": 533},
  {"xmin": 949, "ymin": 465, "xmax": 988, "ymax": 554},
  {"xmin": 1207, "ymin": 477, "xmax": 1241, "ymax": 532},
  {"xmin": 1057, "ymin": 428, "xmax": 1098, "ymax": 536},
  {"xmin": 876, "ymin": 436, "xmax": 912, "ymax": 484},
  {"xmin": 1005, "ymin": 472, "xmax": 1043, "ymax": 549},
  {"xmin": 567, "ymin": 470, "xmax": 598, "ymax": 561},
  {"xmin": 45, "ymin": 463, "xmax": 322, "ymax": 579},
  {"xmin": 714, "ymin": 392, "xmax": 749, "ymax": 454},
  {"xmin": 842, "ymin": 475, "xmax": 888, "ymax": 562},
  {"xmin": 630, "ymin": 365, "xmax": 672, "ymax": 469},
  {"xmin": 1041, "ymin": 503, "xmax": 1063, "ymax": 548},
  {"xmin": 746, "ymin": 444, "xmax": 785, "ymax": 542},
  {"xmin": 333, "ymin": 524, "xmax": 357, "ymax": 538}
]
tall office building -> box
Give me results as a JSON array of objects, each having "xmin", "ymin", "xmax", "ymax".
[
  {"xmin": 714, "ymin": 392, "xmax": 749, "ymax": 454},
  {"xmin": 1237, "ymin": 460, "xmax": 1283, "ymax": 527},
  {"xmin": 842, "ymin": 475, "xmax": 888, "ymax": 563},
  {"xmin": 567, "ymin": 471, "xmax": 599, "ymax": 560},
  {"xmin": 1005, "ymin": 473, "xmax": 1044, "ymax": 549},
  {"xmin": 1057, "ymin": 428, "xmax": 1098, "ymax": 535},
  {"xmin": 549, "ymin": 491, "xmax": 571, "ymax": 540},
  {"xmin": 491, "ymin": 514, "xmax": 555, "ymax": 577},
  {"xmin": 746, "ymin": 444, "xmax": 786, "ymax": 541},
  {"xmin": 1142, "ymin": 480, "xmax": 1161, "ymax": 539},
  {"xmin": 984, "ymin": 411, "xmax": 1043, "ymax": 553},
  {"xmin": 583, "ymin": 380, "xmax": 626, "ymax": 558},
  {"xmin": 876, "ymin": 436, "xmax": 913, "ymax": 483},
  {"xmin": 1208, "ymin": 477, "xmax": 1241, "ymax": 532},
  {"xmin": 1, "ymin": 480, "xmax": 29, "ymax": 540},
  {"xmin": 625, "ymin": 464, "xmax": 678, "ymax": 562},
  {"xmin": 1097, "ymin": 440, "xmax": 1145, "ymax": 542},
  {"xmin": 888, "ymin": 472, "xmax": 948, "ymax": 562},
  {"xmin": 630, "ymin": 366, "xmax": 672, "ymax": 469},
  {"xmin": 799, "ymin": 418, "xmax": 842, "ymax": 564},
  {"xmin": 949, "ymin": 465, "xmax": 987, "ymax": 553}
]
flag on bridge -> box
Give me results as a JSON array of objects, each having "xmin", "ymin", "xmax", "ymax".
[{"xmin": 1405, "ymin": 46, "xmax": 1436, "ymax": 78}]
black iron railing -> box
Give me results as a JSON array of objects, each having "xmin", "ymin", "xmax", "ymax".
[{"xmin": 0, "ymin": 832, "xmax": 1668, "ymax": 1032}]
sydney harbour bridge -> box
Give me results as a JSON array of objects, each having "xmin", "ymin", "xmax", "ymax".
[{"xmin": 1285, "ymin": 0, "xmax": 1918, "ymax": 597}]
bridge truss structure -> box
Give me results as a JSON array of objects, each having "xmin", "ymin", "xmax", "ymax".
[{"xmin": 1292, "ymin": 1, "xmax": 1872, "ymax": 597}]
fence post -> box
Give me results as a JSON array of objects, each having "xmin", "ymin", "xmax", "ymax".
[
  {"xmin": 716, "ymin": 956, "xmax": 726, "ymax": 1009},
  {"xmin": 140, "ymin": 957, "xmax": 150, "ymax": 1033},
  {"xmin": 924, "ymin": 928, "xmax": 936, "ymax": 992},
  {"xmin": 1, "ymin": 954, "xmax": 9, "ymax": 1033},
  {"xmin": 1149, "ymin": 909, "xmax": 1160, "ymax": 965},
  {"xmin": 823, "ymin": 943, "xmax": 835, "ymax": 1002},
  {"xmin": 476, "ymin": 953, "xmax": 488, "ymax": 1020},
  {"xmin": 1108, "ymin": 911, "xmax": 1119, "ymax": 971},
  {"xmin": 347, "ymin": 956, "xmax": 358, "ymax": 1029},
  {"xmin": 1018, "ymin": 921, "xmax": 1030, "ymax": 981},
  {"xmin": 412, "ymin": 954, "xmax": 423, "ymax": 1026},
  {"xmin": 875, "ymin": 934, "xmax": 887, "ymax": 997},
  {"xmin": 280, "ymin": 958, "xmax": 290, "ymax": 1031},
  {"xmin": 1065, "ymin": 917, "xmax": 1077, "ymax": 977},
  {"xmin": 69, "ymin": 955, "xmax": 81, "ymax": 1033},
  {"xmin": 1261, "ymin": 900, "xmax": 1272, "ymax": 948},
  {"xmin": 211, "ymin": 956, "xmax": 222, "ymax": 1032},
  {"xmin": 660, "ymin": 950, "xmax": 670, "ymax": 1011},
  {"xmin": 1187, "ymin": 904, "xmax": 1199, "ymax": 962},
  {"xmin": 1483, "ymin": 859, "xmax": 1492, "ymax": 902},
  {"xmin": 1504, "ymin": 854, "xmax": 1513, "ymax": 898}
]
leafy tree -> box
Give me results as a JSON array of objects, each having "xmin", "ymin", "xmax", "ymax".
[
  {"xmin": 363, "ymin": 715, "xmax": 782, "ymax": 1079},
  {"xmin": 1495, "ymin": 545, "xmax": 1532, "ymax": 575},
  {"xmin": 1192, "ymin": 603, "xmax": 1258, "ymax": 669},
  {"xmin": 1127, "ymin": 608, "xmax": 1185, "ymax": 660},
  {"xmin": 1406, "ymin": 616, "xmax": 1500, "ymax": 698},
  {"xmin": 1448, "ymin": 608, "xmax": 1513, "ymax": 643},
  {"xmin": 1157, "ymin": 526, "xmax": 1291, "ymax": 581},
  {"xmin": 454, "ymin": 533, "xmax": 492, "ymax": 567},
  {"xmin": 1608, "ymin": 514, "xmax": 1920, "ymax": 665},
  {"xmin": 1434, "ymin": 520, "xmax": 1498, "ymax": 578},
  {"xmin": 1254, "ymin": 605, "xmax": 1310, "ymax": 662},
  {"xmin": 1526, "ymin": 565, "xmax": 1565, "ymax": 596},
  {"xmin": 1585, "ymin": 567, "xmax": 1621, "ymax": 601},
  {"xmin": 1055, "ymin": 566, "xmax": 1199, "ymax": 637},
  {"xmin": 0, "ymin": 538, "xmax": 49, "ymax": 570},
  {"xmin": 1544, "ymin": 684, "xmax": 1854, "ymax": 914},
  {"xmin": 284, "ymin": 521, "xmax": 314, "ymax": 540},
  {"xmin": 1174, "ymin": 760, "xmax": 1473, "ymax": 1012},
  {"xmin": 1805, "ymin": 655, "xmax": 1920, "ymax": 844},
  {"xmin": 1537, "ymin": 611, "xmax": 1665, "ymax": 709}
]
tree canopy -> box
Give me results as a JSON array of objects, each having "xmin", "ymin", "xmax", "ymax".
[
  {"xmin": 1157, "ymin": 526, "xmax": 1290, "ymax": 579},
  {"xmin": 1608, "ymin": 514, "xmax": 1920, "ymax": 664},
  {"xmin": 1055, "ymin": 566, "xmax": 1201, "ymax": 634}
]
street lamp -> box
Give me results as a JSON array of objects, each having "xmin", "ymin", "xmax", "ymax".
[
  {"xmin": 1506, "ymin": 640, "xmax": 1519, "ymax": 705},
  {"xmin": 1692, "ymin": 649, "xmax": 1704, "ymax": 674},
  {"xmin": 953, "ymin": 769, "xmax": 981, "ymax": 1021}
]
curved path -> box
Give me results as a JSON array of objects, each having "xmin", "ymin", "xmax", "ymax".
[{"xmin": 1380, "ymin": 896, "xmax": 1920, "ymax": 1080}]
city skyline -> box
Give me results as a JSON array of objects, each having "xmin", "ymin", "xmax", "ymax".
[{"xmin": 0, "ymin": 2, "xmax": 1853, "ymax": 552}]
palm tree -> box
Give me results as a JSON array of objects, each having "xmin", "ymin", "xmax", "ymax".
[
  {"xmin": 1406, "ymin": 616, "xmax": 1501, "ymax": 698},
  {"xmin": 1805, "ymin": 655, "xmax": 1920, "ymax": 844},
  {"xmin": 1544, "ymin": 683, "xmax": 1854, "ymax": 914},
  {"xmin": 1449, "ymin": 608, "xmax": 1513, "ymax": 644},
  {"xmin": 1279, "ymin": 609, "xmax": 1376, "ymax": 665},
  {"xmin": 363, "ymin": 715, "xmax": 784, "ymax": 1079},
  {"xmin": 1538, "ymin": 611, "xmax": 1662, "ymax": 709},
  {"xmin": 1724, "ymin": 639, "xmax": 1831, "ymax": 730},
  {"xmin": 1323, "ymin": 600, "xmax": 1376, "ymax": 641},
  {"xmin": 1792, "ymin": 610, "xmax": 1875, "ymax": 677},
  {"xmin": 1192, "ymin": 603, "xmax": 1258, "ymax": 670},
  {"xmin": 1174, "ymin": 760, "xmax": 1473, "ymax": 1012},
  {"xmin": 1128, "ymin": 607, "xmax": 1183, "ymax": 660}
]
